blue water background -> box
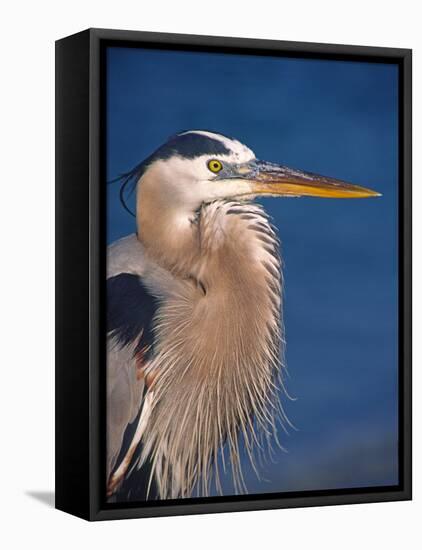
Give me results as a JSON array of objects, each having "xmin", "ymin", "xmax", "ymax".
[{"xmin": 106, "ymin": 47, "xmax": 398, "ymax": 494}]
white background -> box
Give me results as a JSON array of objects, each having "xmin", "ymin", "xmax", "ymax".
[{"xmin": 0, "ymin": 1, "xmax": 419, "ymax": 548}]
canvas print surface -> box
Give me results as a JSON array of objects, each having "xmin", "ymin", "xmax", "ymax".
[{"xmin": 105, "ymin": 46, "xmax": 398, "ymax": 503}]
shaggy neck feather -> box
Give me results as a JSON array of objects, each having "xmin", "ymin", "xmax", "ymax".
[{"xmin": 137, "ymin": 194, "xmax": 285, "ymax": 499}]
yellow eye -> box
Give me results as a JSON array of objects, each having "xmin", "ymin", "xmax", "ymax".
[{"xmin": 207, "ymin": 159, "xmax": 223, "ymax": 173}]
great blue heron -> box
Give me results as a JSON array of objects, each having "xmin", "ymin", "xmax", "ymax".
[{"xmin": 106, "ymin": 130, "xmax": 380, "ymax": 501}]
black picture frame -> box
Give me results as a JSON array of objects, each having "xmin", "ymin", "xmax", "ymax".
[{"xmin": 55, "ymin": 28, "xmax": 412, "ymax": 521}]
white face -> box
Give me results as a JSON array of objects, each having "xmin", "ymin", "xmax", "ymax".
[{"xmin": 140, "ymin": 131, "xmax": 258, "ymax": 210}]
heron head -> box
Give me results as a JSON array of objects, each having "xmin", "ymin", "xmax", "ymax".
[{"xmin": 129, "ymin": 130, "xmax": 380, "ymax": 215}]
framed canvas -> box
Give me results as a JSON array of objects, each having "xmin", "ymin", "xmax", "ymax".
[{"xmin": 55, "ymin": 28, "xmax": 412, "ymax": 521}]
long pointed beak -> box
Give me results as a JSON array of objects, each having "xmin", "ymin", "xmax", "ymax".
[{"xmin": 241, "ymin": 160, "xmax": 381, "ymax": 199}]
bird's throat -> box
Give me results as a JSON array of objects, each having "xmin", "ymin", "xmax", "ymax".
[{"xmin": 137, "ymin": 188, "xmax": 201, "ymax": 278}]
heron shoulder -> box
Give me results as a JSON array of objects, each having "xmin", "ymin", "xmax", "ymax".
[
  {"xmin": 108, "ymin": 234, "xmax": 146, "ymax": 278},
  {"xmin": 107, "ymin": 272, "xmax": 159, "ymax": 356},
  {"xmin": 108, "ymin": 233, "xmax": 182, "ymax": 297}
]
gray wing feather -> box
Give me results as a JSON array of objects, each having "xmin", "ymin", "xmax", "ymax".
[
  {"xmin": 107, "ymin": 339, "xmax": 145, "ymax": 478},
  {"xmin": 106, "ymin": 235, "xmax": 160, "ymax": 480}
]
